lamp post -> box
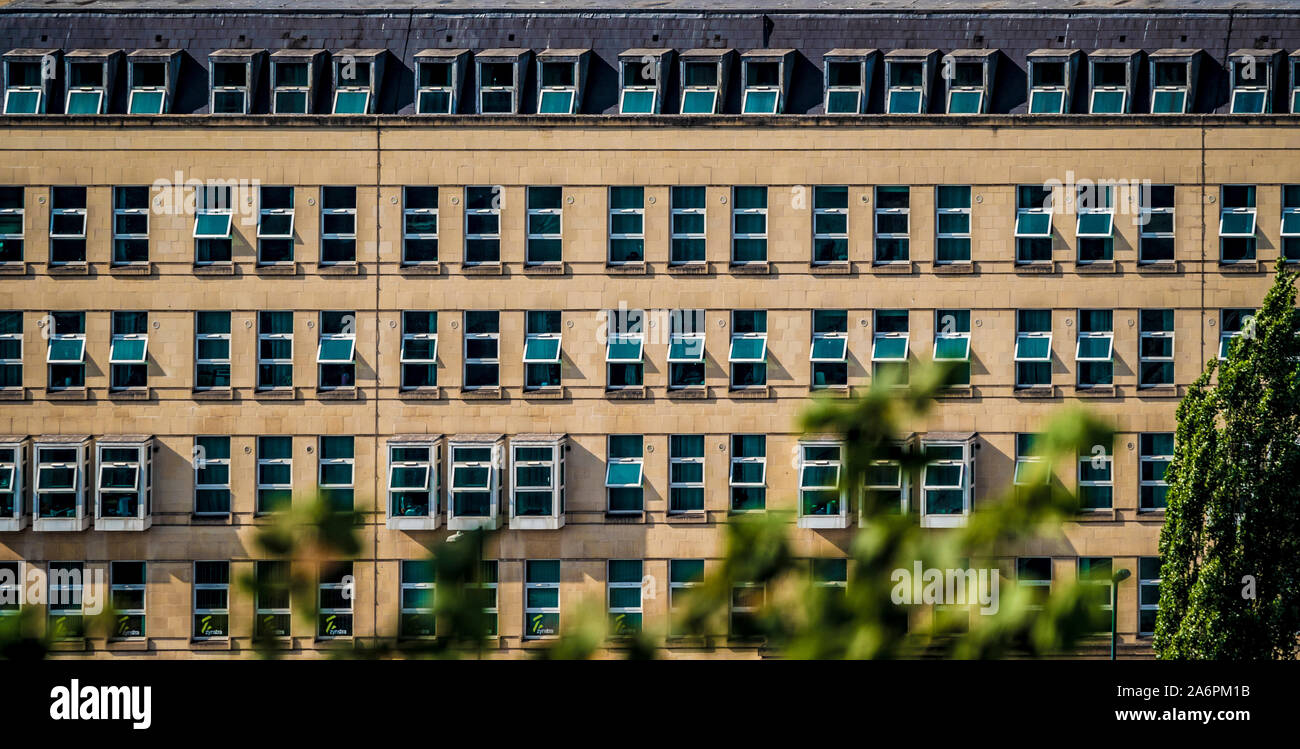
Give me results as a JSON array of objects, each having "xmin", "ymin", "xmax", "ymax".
[{"xmin": 1111, "ymin": 568, "xmax": 1131, "ymax": 661}]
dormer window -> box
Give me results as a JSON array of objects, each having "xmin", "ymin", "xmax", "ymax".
[
  {"xmin": 1229, "ymin": 50, "xmax": 1278, "ymax": 114},
  {"xmin": 884, "ymin": 51, "xmax": 937, "ymax": 114},
  {"xmin": 1290, "ymin": 52, "xmax": 1300, "ymax": 113},
  {"xmin": 740, "ymin": 51, "xmax": 792, "ymax": 114},
  {"xmin": 1151, "ymin": 60, "xmax": 1187, "ymax": 113},
  {"xmin": 1088, "ymin": 52, "xmax": 1140, "ymax": 114},
  {"xmin": 618, "ymin": 49, "xmax": 669, "ymax": 114},
  {"xmin": 332, "ymin": 51, "xmax": 385, "ymax": 114},
  {"xmin": 65, "ymin": 52, "xmax": 118, "ymax": 114},
  {"xmin": 127, "ymin": 50, "xmax": 180, "ymax": 114},
  {"xmin": 270, "ymin": 49, "xmax": 323, "ymax": 114},
  {"xmin": 209, "ymin": 51, "xmax": 262, "ymax": 114},
  {"xmin": 414, "ymin": 50, "xmax": 466, "ymax": 114},
  {"xmin": 476, "ymin": 50, "xmax": 528, "ymax": 114},
  {"xmin": 1027, "ymin": 50, "xmax": 1080, "ymax": 113},
  {"xmin": 3, "ymin": 51, "xmax": 55, "ymax": 114},
  {"xmin": 680, "ymin": 50, "xmax": 732, "ymax": 114},
  {"xmin": 945, "ymin": 51, "xmax": 996, "ymax": 114},
  {"xmin": 537, "ymin": 52, "xmax": 586, "ymax": 114}
]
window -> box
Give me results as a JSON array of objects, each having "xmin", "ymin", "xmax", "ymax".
[
  {"xmin": 403, "ymin": 186, "xmax": 439, "ymax": 264},
  {"xmin": 1013, "ymin": 433, "xmax": 1049, "ymax": 487},
  {"xmin": 257, "ymin": 186, "xmax": 295, "ymax": 265},
  {"xmin": 316, "ymin": 311, "xmax": 356, "ymax": 390},
  {"xmin": 669, "ymin": 560, "xmax": 704, "ymax": 635},
  {"xmin": 416, "ymin": 59, "xmax": 455, "ymax": 114},
  {"xmin": 477, "ymin": 561, "xmax": 499, "ymax": 637},
  {"xmin": 1015, "ymin": 185, "xmax": 1053, "ymax": 263},
  {"xmin": 732, "ymin": 186, "xmax": 768, "ymax": 264},
  {"xmin": 1139, "ymin": 309, "xmax": 1174, "ymax": 387},
  {"xmin": 478, "ymin": 60, "xmax": 518, "ymax": 114},
  {"xmin": 194, "ymin": 185, "xmax": 233, "ymax": 264},
  {"xmin": 619, "ymin": 56, "xmax": 659, "ymax": 113},
  {"xmin": 271, "ymin": 59, "xmax": 310, "ymax": 114},
  {"xmin": 669, "ymin": 435, "xmax": 705, "ymax": 513},
  {"xmin": 872, "ymin": 310, "xmax": 909, "ymax": 383},
  {"xmin": 1283, "ymin": 185, "xmax": 1300, "ymax": 262},
  {"xmin": 47, "ymin": 562, "xmax": 84, "ymax": 641},
  {"xmin": 0, "ymin": 443, "xmax": 21, "ymax": 522},
  {"xmin": 921, "ymin": 441, "xmax": 972, "ymax": 526},
  {"xmin": 1014, "ymin": 309, "xmax": 1052, "ymax": 388},
  {"xmin": 741, "ymin": 59, "xmax": 781, "ymax": 114},
  {"xmin": 1229, "ymin": 56, "xmax": 1270, "ymax": 114},
  {"xmin": 605, "ymin": 308, "xmax": 644, "ymax": 389},
  {"xmin": 0, "ymin": 186, "xmax": 23, "ymax": 263},
  {"xmin": 538, "ymin": 58, "xmax": 579, "ymax": 114},
  {"xmin": 1219, "ymin": 185, "xmax": 1256, "ymax": 263},
  {"xmin": 0, "ymin": 312, "xmax": 21, "ymax": 389},
  {"xmin": 1139, "ymin": 184, "xmax": 1175, "ymax": 263},
  {"xmin": 933, "ymin": 185, "xmax": 972, "ymax": 263},
  {"xmin": 608, "ymin": 560, "xmax": 644, "ymax": 635},
  {"xmin": 524, "ymin": 560, "xmax": 560, "ymax": 639},
  {"xmin": 256, "ymin": 436, "xmax": 292, "ymax": 514},
  {"xmin": 109, "ymin": 561, "xmax": 146, "ymax": 639},
  {"xmin": 1219, "ymin": 308, "xmax": 1255, "ymax": 360},
  {"xmin": 510, "ymin": 438, "xmax": 564, "ymax": 524},
  {"xmin": 1140, "ymin": 433, "xmax": 1173, "ymax": 511},
  {"xmin": 934, "ymin": 309, "xmax": 971, "ymax": 386},
  {"xmin": 257, "ymin": 311, "xmax": 293, "ymax": 390},
  {"xmin": 730, "ymin": 434, "xmax": 766, "ymax": 512},
  {"xmin": 67, "ymin": 60, "xmax": 108, "ymax": 114},
  {"xmin": 464, "ymin": 186, "xmax": 500, "ymax": 264},
  {"xmin": 463, "ymin": 311, "xmax": 499, "ymax": 389},
  {"xmin": 825, "ymin": 59, "xmax": 865, "ymax": 114},
  {"xmin": 254, "ymin": 561, "xmax": 291, "ymax": 639},
  {"xmin": 194, "ymin": 311, "xmax": 231, "ymax": 391},
  {"xmin": 1138, "ymin": 557, "xmax": 1161, "ymax": 635},
  {"xmin": 96, "ymin": 440, "xmax": 150, "ymax": 523},
  {"xmin": 321, "ymin": 186, "xmax": 356, "ymax": 264},
  {"xmin": 34, "ymin": 443, "xmax": 87, "ymax": 521},
  {"xmin": 400, "ymin": 311, "xmax": 437, "ymax": 389},
  {"xmin": 1016, "ymin": 558, "xmax": 1052, "ymax": 609},
  {"xmin": 1078, "ymin": 441, "xmax": 1113, "ymax": 510},
  {"xmin": 811, "ymin": 310, "xmax": 848, "ymax": 389},
  {"xmin": 332, "ymin": 58, "xmax": 373, "ymax": 114},
  {"xmin": 524, "ymin": 311, "xmax": 562, "ymax": 390},
  {"xmin": 798, "ymin": 441, "xmax": 845, "ymax": 521},
  {"xmin": 112, "ymin": 186, "xmax": 149, "ymax": 265},
  {"xmin": 4, "ymin": 59, "xmax": 43, "ymax": 113},
  {"xmin": 731, "ymin": 582, "xmax": 765, "ymax": 638},
  {"xmin": 1075, "ymin": 185, "xmax": 1114, "ymax": 263},
  {"xmin": 947, "ymin": 60, "xmax": 987, "ymax": 113},
  {"xmin": 1078, "ymin": 557, "xmax": 1113, "ymax": 632},
  {"xmin": 681, "ymin": 59, "xmax": 720, "ymax": 114},
  {"xmin": 110, "ymin": 311, "xmax": 148, "ymax": 390},
  {"xmin": 730, "ymin": 310, "xmax": 767, "ymax": 389},
  {"xmin": 210, "ymin": 59, "xmax": 250, "ymax": 114},
  {"xmin": 1152, "ymin": 60, "xmax": 1190, "ymax": 113},
  {"xmin": 388, "ymin": 441, "xmax": 439, "ymax": 521},
  {"xmin": 49, "ymin": 186, "xmax": 87, "ymax": 265},
  {"xmin": 192, "ymin": 562, "xmax": 231, "ymax": 639},
  {"xmin": 874, "ymin": 186, "xmax": 909, "ymax": 263},
  {"xmin": 449, "ymin": 440, "xmax": 499, "ymax": 521},
  {"xmin": 194, "ymin": 436, "xmax": 231, "ymax": 516},
  {"xmin": 1089, "ymin": 61, "xmax": 1128, "ymax": 113},
  {"xmin": 812, "ymin": 559, "xmax": 848, "ymax": 598},
  {"xmin": 318, "ymin": 562, "xmax": 353, "ymax": 638},
  {"xmin": 46, "ymin": 311, "xmax": 86, "ymax": 390},
  {"xmin": 864, "ymin": 455, "xmax": 908, "ymax": 515},
  {"xmin": 608, "ymin": 186, "xmax": 644, "ymax": 263},
  {"xmin": 400, "ymin": 560, "xmax": 436, "ymax": 638},
  {"xmin": 526, "ymin": 186, "xmax": 562, "ymax": 264},
  {"xmin": 606, "ymin": 435, "xmax": 644, "ymax": 514},
  {"xmin": 671, "ymin": 186, "xmax": 706, "ymax": 264},
  {"xmin": 1075, "ymin": 310, "xmax": 1114, "ymax": 388},
  {"xmin": 886, "ymin": 60, "xmax": 925, "ymax": 113},
  {"xmin": 813, "ymin": 186, "xmax": 849, "ymax": 264},
  {"xmin": 668, "ymin": 309, "xmax": 706, "ymax": 389},
  {"xmin": 128, "ymin": 59, "xmax": 168, "ymax": 114},
  {"xmin": 318, "ymin": 436, "xmax": 354, "ymax": 512},
  {"xmin": 3, "ymin": 562, "xmax": 23, "ymax": 614}
]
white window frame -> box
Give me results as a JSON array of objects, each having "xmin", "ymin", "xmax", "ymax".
[
  {"xmin": 1151, "ymin": 60, "xmax": 1190, "ymax": 114},
  {"xmin": 3, "ymin": 67, "xmax": 42, "ymax": 114},
  {"xmin": 526, "ymin": 188, "xmax": 562, "ymax": 263},
  {"xmin": 0, "ymin": 323, "xmax": 21, "ymax": 388},
  {"xmin": 1016, "ymin": 557, "xmax": 1052, "ymax": 610},
  {"xmin": 257, "ymin": 313, "xmax": 293, "ymax": 390},
  {"xmin": 47, "ymin": 561, "xmax": 84, "ymax": 637},
  {"xmin": 1014, "ymin": 331, "xmax": 1053, "ymax": 365},
  {"xmin": 96, "ymin": 442, "xmax": 148, "ymax": 523},
  {"xmin": 934, "ymin": 185, "xmax": 972, "ymax": 263},
  {"xmin": 669, "ymin": 187, "xmax": 706, "ymax": 264},
  {"xmin": 46, "ymin": 330, "xmax": 86, "ymax": 365},
  {"xmin": 920, "ymin": 440, "xmax": 972, "ymax": 528},
  {"xmin": 209, "ymin": 59, "xmax": 251, "ymax": 114},
  {"xmin": 256, "ymin": 439, "xmax": 292, "ymax": 513},
  {"xmin": 813, "ymin": 185, "xmax": 848, "ymax": 264},
  {"xmin": 1140, "ymin": 434, "xmax": 1173, "ymax": 512},
  {"xmin": 109, "ymin": 561, "xmax": 146, "ymax": 639},
  {"xmin": 810, "ymin": 329, "xmax": 848, "ymax": 363},
  {"xmin": 885, "ymin": 60, "xmax": 925, "ymax": 114},
  {"xmin": 873, "ymin": 186, "xmax": 910, "ymax": 263},
  {"xmin": 109, "ymin": 331, "xmax": 149, "ymax": 367},
  {"xmin": 608, "ymin": 187, "xmax": 644, "ymax": 264},
  {"xmin": 109, "ymin": 186, "xmax": 149, "ymax": 264},
  {"xmin": 192, "ymin": 196, "xmax": 233, "ymax": 243},
  {"xmin": 399, "ymin": 319, "xmax": 437, "ymax": 387},
  {"xmin": 1075, "ymin": 184, "xmax": 1115, "ymax": 240},
  {"xmin": 669, "ymin": 559, "xmax": 703, "ymax": 624},
  {"xmin": 193, "ymin": 436, "xmax": 230, "ymax": 516},
  {"xmin": 668, "ymin": 435, "xmax": 705, "ymax": 515},
  {"xmin": 1139, "ymin": 185, "xmax": 1176, "ymax": 262},
  {"xmin": 729, "ymin": 435, "xmax": 766, "ymax": 511},
  {"xmin": 524, "ymin": 561, "xmax": 560, "ymax": 640},
  {"xmin": 728, "ymin": 330, "xmax": 768, "ymax": 388},
  {"xmin": 464, "ymin": 187, "xmax": 500, "ymax": 265},
  {"xmin": 254, "ymin": 561, "xmax": 291, "ymax": 638},
  {"xmin": 0, "ymin": 560, "xmax": 23, "ymax": 615},
  {"xmin": 680, "ymin": 60, "xmax": 720, "ymax": 114},
  {"xmin": 871, "ymin": 330, "xmax": 910, "ymax": 363},
  {"xmin": 34, "ymin": 443, "xmax": 88, "ymax": 524},
  {"xmin": 320, "ymin": 187, "xmax": 357, "ymax": 260},
  {"xmin": 477, "ymin": 59, "xmax": 518, "ymax": 114},
  {"xmin": 318, "ymin": 437, "xmax": 354, "ymax": 495},
  {"xmin": 448, "ymin": 443, "xmax": 499, "ymax": 520},
  {"xmin": 270, "ymin": 60, "xmax": 311, "ymax": 114},
  {"xmin": 1014, "ymin": 188, "xmax": 1054, "ymax": 242},
  {"xmin": 415, "ymin": 59, "xmax": 455, "ymax": 114},
  {"xmin": 388, "ymin": 442, "xmax": 436, "ymax": 520},
  {"xmin": 863, "ymin": 458, "xmax": 909, "ymax": 515},
  {"xmin": 604, "ymin": 437, "xmax": 644, "ymax": 513},
  {"xmin": 400, "ymin": 561, "xmax": 436, "ymax": 638},
  {"xmin": 332, "ymin": 59, "xmax": 373, "ymax": 115},
  {"xmin": 317, "ymin": 562, "xmax": 353, "ymax": 639},
  {"xmin": 1075, "ymin": 328, "xmax": 1115, "ymax": 363},
  {"xmin": 1012, "ymin": 434, "xmax": 1049, "ymax": 487},
  {"xmin": 1078, "ymin": 446, "xmax": 1113, "ymax": 507},
  {"xmin": 1229, "ymin": 57, "xmax": 1270, "ymax": 114},
  {"xmin": 730, "ymin": 188, "xmax": 767, "ymax": 263},
  {"xmin": 509, "ymin": 440, "xmax": 563, "ymax": 524},
  {"xmin": 607, "ymin": 560, "xmax": 644, "ymax": 634},
  {"xmin": 195, "ymin": 314, "xmax": 231, "ymax": 391},
  {"xmin": 1139, "ymin": 312, "xmax": 1174, "ymax": 387},
  {"xmin": 1218, "ymin": 186, "xmax": 1258, "ymax": 249},
  {"xmin": 538, "ymin": 59, "xmax": 580, "ymax": 115},
  {"xmin": 462, "ymin": 321, "xmax": 500, "ymax": 390},
  {"xmin": 1219, "ymin": 310, "xmax": 1254, "ymax": 360},
  {"xmin": 402, "ymin": 186, "xmax": 439, "ymax": 264},
  {"xmin": 256, "ymin": 186, "xmax": 295, "ymax": 261},
  {"xmin": 1138, "ymin": 558, "xmax": 1161, "ymax": 635},
  {"xmin": 0, "ymin": 189, "xmax": 23, "ymax": 257},
  {"xmin": 619, "ymin": 58, "xmax": 658, "ymax": 114},
  {"xmin": 798, "ymin": 440, "xmax": 846, "ymax": 524},
  {"xmin": 824, "ymin": 59, "xmax": 865, "ymax": 114},
  {"xmin": 127, "ymin": 60, "xmax": 168, "ymax": 114},
  {"xmin": 49, "ymin": 190, "xmax": 87, "ymax": 243},
  {"xmin": 740, "ymin": 60, "xmax": 781, "ymax": 114},
  {"xmin": 192, "ymin": 561, "xmax": 230, "ymax": 639}
]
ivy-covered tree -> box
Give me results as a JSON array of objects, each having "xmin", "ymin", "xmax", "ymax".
[{"xmin": 1155, "ymin": 266, "xmax": 1300, "ymax": 660}]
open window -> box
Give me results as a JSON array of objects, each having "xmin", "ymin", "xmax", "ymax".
[
  {"xmin": 193, "ymin": 184, "xmax": 233, "ymax": 265},
  {"xmin": 933, "ymin": 309, "xmax": 972, "ymax": 385},
  {"xmin": 64, "ymin": 50, "xmax": 120, "ymax": 114},
  {"xmin": 476, "ymin": 49, "xmax": 529, "ymax": 114},
  {"xmin": 1219, "ymin": 308, "xmax": 1255, "ymax": 360},
  {"xmin": 1026, "ymin": 49, "xmax": 1080, "ymax": 114},
  {"xmin": 884, "ymin": 49, "xmax": 939, "ymax": 114},
  {"xmin": 605, "ymin": 308, "xmax": 645, "ymax": 390},
  {"xmin": 94, "ymin": 436, "xmax": 151, "ymax": 531},
  {"xmin": 332, "ymin": 49, "xmax": 385, "ymax": 114},
  {"xmin": 386, "ymin": 436, "xmax": 441, "ymax": 530},
  {"xmin": 33, "ymin": 436, "xmax": 91, "ymax": 532},
  {"xmin": 270, "ymin": 49, "xmax": 324, "ymax": 114},
  {"xmin": 1228, "ymin": 49, "xmax": 1281, "ymax": 114},
  {"xmin": 447, "ymin": 435, "xmax": 502, "ymax": 530},
  {"xmin": 861, "ymin": 436, "xmax": 912, "ymax": 521},
  {"xmin": 1148, "ymin": 49, "xmax": 1201, "ymax": 114},
  {"xmin": 126, "ymin": 49, "xmax": 180, "ymax": 114},
  {"xmin": 1013, "ymin": 433, "xmax": 1050, "ymax": 488},
  {"xmin": 0, "ymin": 438, "xmax": 27, "ymax": 531},
  {"xmin": 509, "ymin": 434, "xmax": 566, "ymax": 530},
  {"xmin": 1219, "ymin": 184, "xmax": 1257, "ymax": 263},
  {"xmin": 1015, "ymin": 184, "xmax": 1054, "ymax": 264},
  {"xmin": 823, "ymin": 49, "xmax": 877, "ymax": 114},
  {"xmin": 3, "ymin": 49, "xmax": 57, "ymax": 114},
  {"xmin": 1088, "ymin": 50, "xmax": 1141, "ymax": 114},
  {"xmin": 46, "ymin": 312, "xmax": 86, "ymax": 391},
  {"xmin": 667, "ymin": 309, "xmax": 706, "ymax": 390},
  {"xmin": 618, "ymin": 48, "xmax": 671, "ymax": 114},
  {"xmin": 944, "ymin": 50, "xmax": 996, "ymax": 114},
  {"xmin": 605, "ymin": 435, "xmax": 644, "ymax": 515},
  {"xmin": 740, "ymin": 49, "xmax": 793, "ymax": 114},
  {"xmin": 871, "ymin": 310, "xmax": 909, "ymax": 383},
  {"xmin": 811, "ymin": 309, "xmax": 848, "ymax": 389},
  {"xmin": 209, "ymin": 50, "xmax": 263, "ymax": 114},
  {"xmin": 1075, "ymin": 184, "xmax": 1115, "ymax": 263},
  {"xmin": 316, "ymin": 311, "xmax": 356, "ymax": 391},
  {"xmin": 729, "ymin": 310, "xmax": 768, "ymax": 390},
  {"xmin": 536, "ymin": 49, "xmax": 588, "ymax": 114},
  {"xmin": 798, "ymin": 440, "xmax": 847, "ymax": 529},
  {"xmin": 1290, "ymin": 51, "xmax": 1300, "ymax": 114},
  {"xmin": 1075, "ymin": 310, "xmax": 1114, "ymax": 388},
  {"xmin": 679, "ymin": 49, "xmax": 733, "ymax": 114},
  {"xmin": 413, "ymin": 49, "xmax": 467, "ymax": 114},
  {"xmin": 920, "ymin": 434, "xmax": 976, "ymax": 528}
]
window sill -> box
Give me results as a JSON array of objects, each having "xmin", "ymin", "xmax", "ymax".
[
  {"xmin": 399, "ymin": 262, "xmax": 442, "ymax": 275},
  {"xmin": 108, "ymin": 262, "xmax": 153, "ymax": 276},
  {"xmin": 606, "ymin": 386, "xmax": 647, "ymax": 400},
  {"xmin": 869, "ymin": 262, "xmax": 914, "ymax": 275},
  {"xmin": 48, "ymin": 639, "xmax": 89, "ymax": 652},
  {"xmin": 607, "ymin": 262, "xmax": 648, "ymax": 275},
  {"xmin": 47, "ymin": 263, "xmax": 90, "ymax": 275},
  {"xmin": 253, "ymin": 636, "xmax": 296, "ymax": 650},
  {"xmin": 191, "ymin": 637, "xmax": 232, "ymax": 650},
  {"xmin": 256, "ymin": 263, "xmax": 300, "ymax": 276},
  {"xmin": 1013, "ymin": 385, "xmax": 1056, "ymax": 398},
  {"xmin": 192, "ymin": 513, "xmax": 233, "ymax": 524},
  {"xmin": 0, "ymin": 388, "xmax": 25, "ymax": 400},
  {"xmin": 730, "ymin": 262, "xmax": 771, "ymax": 275},
  {"xmin": 666, "ymin": 262, "xmax": 710, "ymax": 275},
  {"xmin": 254, "ymin": 388, "xmax": 298, "ymax": 400},
  {"xmin": 810, "ymin": 262, "xmax": 851, "ymax": 275},
  {"xmin": 666, "ymin": 386, "xmax": 709, "ymax": 400},
  {"xmin": 809, "ymin": 385, "xmax": 851, "ymax": 397},
  {"xmin": 667, "ymin": 511, "xmax": 708, "ymax": 523},
  {"xmin": 522, "ymin": 386, "xmax": 566, "ymax": 400},
  {"xmin": 462, "ymin": 263, "xmax": 503, "ymax": 276},
  {"xmin": 1014, "ymin": 261, "xmax": 1056, "ymax": 274},
  {"xmin": 1074, "ymin": 385, "xmax": 1117, "ymax": 397},
  {"xmin": 935, "ymin": 385, "xmax": 974, "ymax": 398},
  {"xmin": 0, "ymin": 262, "xmax": 29, "ymax": 275},
  {"xmin": 318, "ymin": 263, "xmax": 359, "ymax": 276},
  {"xmin": 1074, "ymin": 509, "xmax": 1119, "ymax": 521},
  {"xmin": 317, "ymin": 386, "xmax": 359, "ymax": 400},
  {"xmin": 522, "ymin": 262, "xmax": 565, "ymax": 276},
  {"xmin": 193, "ymin": 263, "xmax": 235, "ymax": 275},
  {"xmin": 108, "ymin": 387, "xmax": 152, "ymax": 401},
  {"xmin": 1136, "ymin": 384, "xmax": 1177, "ymax": 397},
  {"xmin": 1075, "ymin": 261, "xmax": 1116, "ymax": 274},
  {"xmin": 316, "ymin": 637, "xmax": 356, "ymax": 650},
  {"xmin": 45, "ymin": 387, "xmax": 89, "ymax": 400},
  {"xmin": 1137, "ymin": 261, "xmax": 1179, "ymax": 273},
  {"xmin": 461, "ymin": 386, "xmax": 504, "ymax": 400},
  {"xmin": 106, "ymin": 638, "xmax": 150, "ymax": 652},
  {"xmin": 604, "ymin": 511, "xmax": 646, "ymax": 523},
  {"xmin": 397, "ymin": 387, "xmax": 442, "ymax": 400},
  {"xmin": 192, "ymin": 388, "xmax": 235, "ymax": 400},
  {"xmin": 1136, "ymin": 509, "xmax": 1167, "ymax": 519},
  {"xmin": 728, "ymin": 386, "xmax": 770, "ymax": 399},
  {"xmin": 932, "ymin": 262, "xmax": 975, "ymax": 275},
  {"xmin": 1219, "ymin": 260, "xmax": 1264, "ymax": 273}
]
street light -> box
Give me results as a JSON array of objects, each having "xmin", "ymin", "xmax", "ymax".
[{"xmin": 1111, "ymin": 568, "xmax": 1131, "ymax": 660}]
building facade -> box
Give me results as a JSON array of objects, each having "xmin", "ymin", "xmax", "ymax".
[{"xmin": 0, "ymin": 0, "xmax": 1297, "ymax": 657}]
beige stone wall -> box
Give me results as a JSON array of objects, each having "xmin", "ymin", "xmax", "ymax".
[{"xmin": 0, "ymin": 119, "xmax": 1292, "ymax": 658}]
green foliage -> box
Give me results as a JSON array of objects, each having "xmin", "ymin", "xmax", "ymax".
[{"xmin": 1155, "ymin": 266, "xmax": 1300, "ymax": 660}]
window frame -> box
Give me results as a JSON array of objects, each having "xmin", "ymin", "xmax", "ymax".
[
  {"xmin": 605, "ymin": 435, "xmax": 645, "ymax": 514},
  {"xmin": 257, "ymin": 311, "xmax": 293, "ymax": 391},
  {"xmin": 462, "ymin": 311, "xmax": 500, "ymax": 390},
  {"xmin": 111, "ymin": 186, "xmax": 150, "ymax": 265},
  {"xmin": 402, "ymin": 186, "xmax": 440, "ymax": 265},
  {"xmin": 668, "ymin": 434, "xmax": 705, "ymax": 515},
  {"xmin": 193, "ymin": 436, "xmax": 231, "ymax": 516},
  {"xmin": 920, "ymin": 440, "xmax": 973, "ymax": 528},
  {"xmin": 320, "ymin": 186, "xmax": 357, "ymax": 264},
  {"xmin": 1138, "ymin": 309, "xmax": 1174, "ymax": 388},
  {"xmin": 525, "ymin": 186, "xmax": 563, "ymax": 265},
  {"xmin": 730, "ymin": 186, "xmax": 768, "ymax": 265},
  {"xmin": 109, "ymin": 561, "xmax": 146, "ymax": 640},
  {"xmin": 873, "ymin": 186, "xmax": 910, "ymax": 264},
  {"xmin": 255, "ymin": 436, "xmax": 292, "ymax": 515},
  {"xmin": 1139, "ymin": 433, "xmax": 1173, "ymax": 512},
  {"xmin": 524, "ymin": 560, "xmax": 560, "ymax": 640},
  {"xmin": 729, "ymin": 434, "xmax": 767, "ymax": 513}
]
